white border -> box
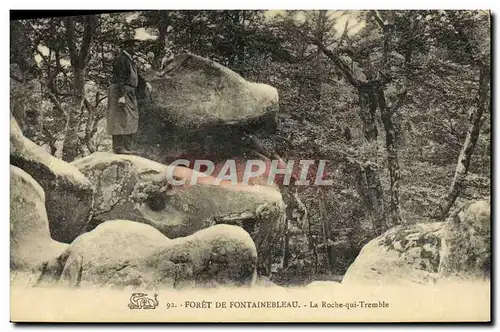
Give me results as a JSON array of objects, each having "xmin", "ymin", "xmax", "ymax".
[
  {"xmin": 1, "ymin": 1, "xmax": 498, "ymax": 331},
  {"xmin": 3, "ymin": 0, "xmax": 499, "ymax": 10}
]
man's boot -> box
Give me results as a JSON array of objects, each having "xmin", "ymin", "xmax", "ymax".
[
  {"xmin": 123, "ymin": 133, "xmax": 138, "ymax": 154},
  {"xmin": 112, "ymin": 135, "xmax": 132, "ymax": 154}
]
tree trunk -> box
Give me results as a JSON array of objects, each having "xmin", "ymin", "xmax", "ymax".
[
  {"xmin": 314, "ymin": 27, "xmax": 386, "ymax": 236},
  {"xmin": 152, "ymin": 12, "xmax": 168, "ymax": 70},
  {"xmin": 62, "ymin": 69, "xmax": 85, "ymax": 162},
  {"xmin": 357, "ymin": 85, "xmax": 387, "ymax": 235},
  {"xmin": 358, "ymin": 86, "xmax": 379, "ymax": 141},
  {"xmin": 306, "ymin": 207, "xmax": 318, "ymax": 273},
  {"xmin": 436, "ymin": 65, "xmax": 489, "ymax": 220},
  {"xmin": 312, "ymin": 11, "xmax": 326, "ymax": 102},
  {"xmin": 377, "ymin": 87, "xmax": 402, "ymax": 226},
  {"xmin": 357, "ymin": 163, "xmax": 388, "ymax": 235},
  {"xmin": 186, "ymin": 11, "xmax": 193, "ymax": 52},
  {"xmin": 61, "ymin": 16, "xmax": 96, "ymax": 162},
  {"xmin": 373, "ymin": 10, "xmax": 407, "ymax": 227},
  {"xmin": 236, "ymin": 11, "xmax": 246, "ymax": 71},
  {"xmin": 282, "ymin": 219, "xmax": 290, "ymax": 269},
  {"xmin": 318, "ymin": 196, "xmax": 333, "ymax": 273}
]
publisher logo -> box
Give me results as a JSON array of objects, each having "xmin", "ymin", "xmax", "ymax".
[{"xmin": 128, "ymin": 293, "xmax": 159, "ymax": 310}]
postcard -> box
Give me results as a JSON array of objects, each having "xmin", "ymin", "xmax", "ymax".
[{"xmin": 9, "ymin": 9, "xmax": 491, "ymax": 323}]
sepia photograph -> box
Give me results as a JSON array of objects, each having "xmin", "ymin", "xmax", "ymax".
[{"xmin": 8, "ymin": 8, "xmax": 491, "ymax": 323}]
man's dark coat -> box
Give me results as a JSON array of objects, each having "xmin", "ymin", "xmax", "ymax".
[{"xmin": 107, "ymin": 50, "xmax": 140, "ymax": 135}]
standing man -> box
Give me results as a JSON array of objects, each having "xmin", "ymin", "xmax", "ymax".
[{"xmin": 107, "ymin": 38, "xmax": 151, "ymax": 154}]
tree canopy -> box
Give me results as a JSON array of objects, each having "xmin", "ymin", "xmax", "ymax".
[{"xmin": 10, "ymin": 10, "xmax": 491, "ymax": 283}]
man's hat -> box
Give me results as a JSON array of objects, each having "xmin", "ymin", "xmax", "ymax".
[{"xmin": 122, "ymin": 38, "xmax": 141, "ymax": 47}]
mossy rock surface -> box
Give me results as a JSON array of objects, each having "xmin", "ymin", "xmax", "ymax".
[{"xmin": 343, "ymin": 200, "xmax": 490, "ymax": 285}]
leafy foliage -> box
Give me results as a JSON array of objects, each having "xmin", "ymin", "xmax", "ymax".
[{"xmin": 10, "ymin": 10, "xmax": 491, "ymax": 283}]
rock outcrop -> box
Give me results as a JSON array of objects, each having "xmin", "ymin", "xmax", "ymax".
[
  {"xmin": 10, "ymin": 166, "xmax": 68, "ymax": 281},
  {"xmin": 342, "ymin": 222, "xmax": 444, "ymax": 285},
  {"xmin": 10, "ymin": 115, "xmax": 94, "ymax": 243},
  {"xmin": 38, "ymin": 220, "xmax": 257, "ymax": 289},
  {"xmin": 136, "ymin": 53, "xmax": 279, "ymax": 162},
  {"xmin": 439, "ymin": 200, "xmax": 490, "ymax": 279},
  {"xmin": 71, "ymin": 152, "xmax": 285, "ymax": 274},
  {"xmin": 342, "ymin": 200, "xmax": 491, "ymax": 285},
  {"xmin": 132, "ymin": 52, "xmax": 291, "ymax": 275}
]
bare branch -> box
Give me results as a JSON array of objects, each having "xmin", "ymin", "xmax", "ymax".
[
  {"xmin": 96, "ymin": 95, "xmax": 108, "ymax": 106},
  {"xmin": 35, "ymin": 48, "xmax": 49, "ymax": 65},
  {"xmin": 35, "ymin": 47, "xmax": 73, "ymax": 98},
  {"xmin": 94, "ymin": 91, "xmax": 100, "ymax": 107},
  {"xmin": 46, "ymin": 91, "xmax": 68, "ymax": 118},
  {"xmin": 340, "ymin": 18, "xmax": 350, "ymax": 41},
  {"xmin": 371, "ymin": 10, "xmax": 385, "ymax": 30},
  {"xmin": 390, "ymin": 88, "xmax": 408, "ymax": 113},
  {"xmin": 312, "ymin": 38, "xmax": 361, "ymax": 88},
  {"xmin": 82, "ymin": 97, "xmax": 92, "ymax": 111}
]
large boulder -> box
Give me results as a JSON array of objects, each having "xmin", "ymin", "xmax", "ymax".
[
  {"xmin": 342, "ymin": 200, "xmax": 491, "ymax": 285},
  {"xmin": 37, "ymin": 220, "xmax": 257, "ymax": 289},
  {"xmin": 10, "ymin": 165, "xmax": 68, "ymax": 283},
  {"xmin": 439, "ymin": 200, "xmax": 490, "ymax": 279},
  {"xmin": 128, "ymin": 52, "xmax": 288, "ymax": 275},
  {"xmin": 136, "ymin": 53, "xmax": 279, "ymax": 162},
  {"xmin": 10, "ymin": 115, "xmax": 94, "ymax": 243},
  {"xmin": 71, "ymin": 152, "xmax": 285, "ymax": 274},
  {"xmin": 342, "ymin": 222, "xmax": 444, "ymax": 285}
]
